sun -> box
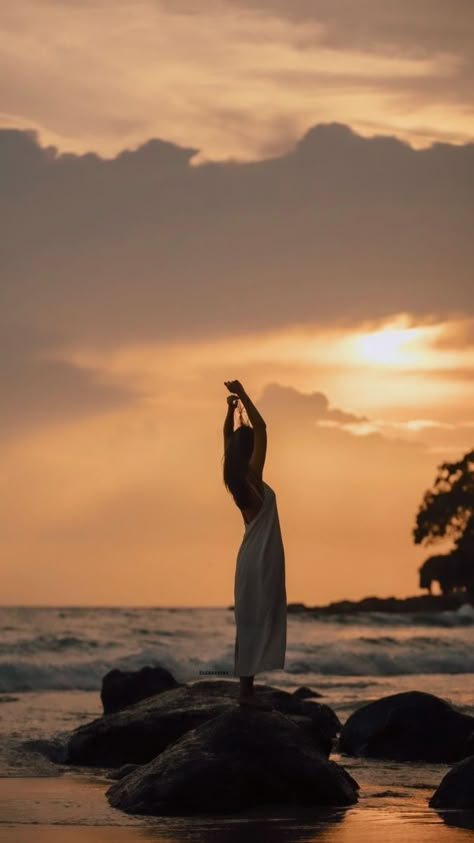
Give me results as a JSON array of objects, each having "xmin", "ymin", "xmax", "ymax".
[{"xmin": 353, "ymin": 325, "xmax": 424, "ymax": 366}]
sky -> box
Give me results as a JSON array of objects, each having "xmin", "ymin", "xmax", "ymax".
[{"xmin": 1, "ymin": 0, "xmax": 473, "ymax": 606}]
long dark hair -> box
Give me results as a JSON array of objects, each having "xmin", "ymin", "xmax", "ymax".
[{"xmin": 223, "ymin": 422, "xmax": 255, "ymax": 510}]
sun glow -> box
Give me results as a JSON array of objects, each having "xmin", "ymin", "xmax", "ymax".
[
  {"xmin": 355, "ymin": 326, "xmax": 422, "ymax": 365},
  {"xmin": 346, "ymin": 316, "xmax": 446, "ymax": 368}
]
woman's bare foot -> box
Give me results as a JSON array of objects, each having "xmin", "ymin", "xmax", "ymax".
[{"xmin": 238, "ymin": 694, "xmax": 273, "ymax": 711}]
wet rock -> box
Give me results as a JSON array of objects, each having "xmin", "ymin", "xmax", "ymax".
[
  {"xmin": 293, "ymin": 686, "xmax": 323, "ymax": 699},
  {"xmin": 66, "ymin": 679, "xmax": 341, "ymax": 767},
  {"xmin": 106, "ymin": 706, "xmax": 359, "ymax": 816},
  {"xmin": 21, "ymin": 737, "xmax": 69, "ymax": 765},
  {"xmin": 101, "ymin": 666, "xmax": 182, "ymax": 714},
  {"xmin": 430, "ymin": 755, "xmax": 474, "ymax": 809},
  {"xmin": 339, "ymin": 691, "xmax": 474, "ymax": 762},
  {"xmin": 108, "ymin": 763, "xmax": 143, "ymax": 781}
]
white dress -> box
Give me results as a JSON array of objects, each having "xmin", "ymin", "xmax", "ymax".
[{"xmin": 233, "ymin": 479, "xmax": 287, "ymax": 677}]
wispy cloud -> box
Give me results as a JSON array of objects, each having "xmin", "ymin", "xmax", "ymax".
[{"xmin": 0, "ymin": 0, "xmax": 472, "ymax": 160}]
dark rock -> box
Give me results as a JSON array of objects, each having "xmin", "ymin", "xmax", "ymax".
[
  {"xmin": 108, "ymin": 763, "xmax": 143, "ymax": 781},
  {"xmin": 430, "ymin": 755, "xmax": 474, "ymax": 809},
  {"xmin": 67, "ymin": 685, "xmax": 234, "ymax": 767},
  {"xmin": 190, "ymin": 681, "xmax": 338, "ymax": 754},
  {"xmin": 284, "ymin": 593, "xmax": 471, "ymax": 615},
  {"xmin": 339, "ymin": 691, "xmax": 474, "ymax": 762},
  {"xmin": 293, "ymin": 686, "xmax": 323, "ymax": 699},
  {"xmin": 186, "ymin": 680, "xmax": 239, "ymax": 696},
  {"xmin": 106, "ymin": 707, "xmax": 359, "ymax": 816},
  {"xmin": 66, "ymin": 679, "xmax": 341, "ymax": 768},
  {"xmin": 101, "ymin": 666, "xmax": 182, "ymax": 714},
  {"xmin": 436, "ymin": 812, "xmax": 474, "ymax": 832},
  {"xmin": 21, "ymin": 737, "xmax": 69, "ymax": 765}
]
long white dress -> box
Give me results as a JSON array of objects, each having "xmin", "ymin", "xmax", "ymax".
[{"xmin": 233, "ymin": 479, "xmax": 287, "ymax": 677}]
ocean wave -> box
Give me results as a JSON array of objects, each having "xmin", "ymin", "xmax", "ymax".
[
  {"xmin": 307, "ymin": 605, "xmax": 474, "ymax": 627},
  {"xmin": 286, "ymin": 636, "xmax": 474, "ymax": 676},
  {"xmin": 0, "ymin": 647, "xmax": 188, "ymax": 693},
  {"xmin": 1, "ymin": 605, "xmax": 474, "ymax": 691},
  {"xmin": 0, "ymin": 635, "xmax": 111, "ymax": 656},
  {"xmin": 2, "ymin": 632, "xmax": 474, "ymax": 690}
]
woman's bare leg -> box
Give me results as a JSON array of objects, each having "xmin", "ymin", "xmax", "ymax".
[
  {"xmin": 239, "ymin": 675, "xmax": 254, "ymax": 699},
  {"xmin": 238, "ymin": 675, "xmax": 273, "ymax": 710}
]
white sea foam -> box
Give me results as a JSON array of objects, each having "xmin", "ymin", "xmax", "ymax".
[{"xmin": 1, "ymin": 604, "xmax": 474, "ymax": 690}]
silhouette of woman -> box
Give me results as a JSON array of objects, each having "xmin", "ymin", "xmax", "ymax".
[{"xmin": 222, "ymin": 379, "xmax": 287, "ymax": 710}]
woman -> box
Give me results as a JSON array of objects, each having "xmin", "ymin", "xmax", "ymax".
[{"xmin": 223, "ymin": 379, "xmax": 287, "ymax": 710}]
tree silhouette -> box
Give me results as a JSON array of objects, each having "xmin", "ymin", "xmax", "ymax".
[{"xmin": 414, "ymin": 449, "xmax": 474, "ymax": 596}]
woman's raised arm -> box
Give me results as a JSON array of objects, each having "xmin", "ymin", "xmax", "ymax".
[{"xmin": 224, "ymin": 381, "xmax": 266, "ymax": 428}]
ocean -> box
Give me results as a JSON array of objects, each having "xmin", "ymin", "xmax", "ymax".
[{"xmin": 2, "ymin": 604, "xmax": 474, "ymax": 840}]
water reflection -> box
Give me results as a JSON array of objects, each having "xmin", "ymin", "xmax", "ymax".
[
  {"xmin": 132, "ymin": 805, "xmax": 474, "ymax": 843},
  {"xmin": 137, "ymin": 806, "xmax": 348, "ymax": 843}
]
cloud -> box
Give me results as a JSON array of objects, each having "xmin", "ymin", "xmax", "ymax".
[
  {"xmin": 396, "ymin": 367, "xmax": 474, "ymax": 381},
  {"xmin": 259, "ymin": 382, "xmax": 368, "ymax": 426},
  {"xmin": 254, "ymin": 383, "xmax": 472, "ymax": 457},
  {"xmin": 234, "ymin": 0, "xmax": 474, "ymax": 59},
  {"xmin": 0, "ymin": 325, "xmax": 139, "ymax": 435},
  {"xmin": 428, "ymin": 318, "xmax": 474, "ymax": 351},
  {"xmin": 2, "ymin": 122, "xmax": 473, "ymax": 360},
  {"xmin": 229, "ymin": 0, "xmax": 474, "ymax": 148},
  {"xmin": 1, "ymin": 0, "xmax": 473, "ymax": 163}
]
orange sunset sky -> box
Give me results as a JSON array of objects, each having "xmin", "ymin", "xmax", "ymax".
[{"xmin": 1, "ymin": 0, "xmax": 473, "ymax": 606}]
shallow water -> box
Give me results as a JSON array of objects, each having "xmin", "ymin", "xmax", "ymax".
[{"xmin": 1, "ymin": 776, "xmax": 474, "ymax": 843}]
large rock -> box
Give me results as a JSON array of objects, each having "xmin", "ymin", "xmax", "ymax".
[
  {"xmin": 101, "ymin": 666, "xmax": 182, "ymax": 714},
  {"xmin": 66, "ymin": 679, "xmax": 341, "ymax": 767},
  {"xmin": 339, "ymin": 691, "xmax": 474, "ymax": 762},
  {"xmin": 106, "ymin": 707, "xmax": 359, "ymax": 816},
  {"xmin": 190, "ymin": 680, "xmax": 336, "ymax": 746},
  {"xmin": 429, "ymin": 755, "xmax": 474, "ymax": 809},
  {"xmin": 293, "ymin": 686, "xmax": 323, "ymax": 700}
]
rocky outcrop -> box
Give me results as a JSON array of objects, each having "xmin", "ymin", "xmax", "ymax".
[
  {"xmin": 101, "ymin": 666, "xmax": 182, "ymax": 714},
  {"xmin": 284, "ymin": 594, "xmax": 470, "ymax": 615},
  {"xmin": 106, "ymin": 706, "xmax": 359, "ymax": 816},
  {"xmin": 339, "ymin": 691, "xmax": 474, "ymax": 762},
  {"xmin": 66, "ymin": 679, "xmax": 341, "ymax": 767},
  {"xmin": 430, "ymin": 755, "xmax": 474, "ymax": 809}
]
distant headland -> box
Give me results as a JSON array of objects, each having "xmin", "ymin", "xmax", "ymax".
[
  {"xmin": 289, "ymin": 594, "xmax": 473, "ymax": 614},
  {"xmin": 229, "ymin": 593, "xmax": 473, "ymax": 614}
]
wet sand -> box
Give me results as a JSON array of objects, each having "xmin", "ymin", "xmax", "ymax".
[{"xmin": 2, "ymin": 774, "xmax": 474, "ymax": 843}]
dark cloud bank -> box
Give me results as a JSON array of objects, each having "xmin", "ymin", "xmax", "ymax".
[{"xmin": 1, "ymin": 121, "xmax": 473, "ymax": 427}]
